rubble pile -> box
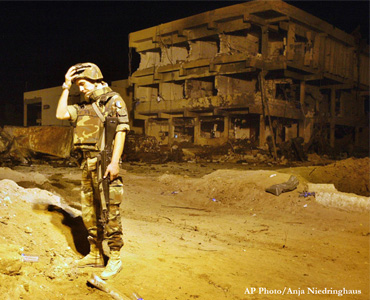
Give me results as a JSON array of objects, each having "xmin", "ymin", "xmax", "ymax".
[
  {"xmin": 125, "ymin": 134, "xmax": 165, "ymax": 162},
  {"xmin": 280, "ymin": 157, "xmax": 370, "ymax": 197},
  {"xmin": 124, "ymin": 135, "xmax": 311, "ymax": 165},
  {"xmin": 307, "ymin": 157, "xmax": 370, "ymax": 197},
  {"xmin": 0, "ymin": 124, "xmax": 363, "ymax": 168},
  {"xmin": 0, "ymin": 127, "xmax": 31, "ymax": 165},
  {"xmin": 0, "ymin": 179, "xmax": 83, "ymax": 300},
  {"xmin": 172, "ymin": 140, "xmax": 271, "ymax": 164}
]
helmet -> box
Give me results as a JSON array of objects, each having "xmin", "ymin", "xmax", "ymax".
[{"xmin": 72, "ymin": 62, "xmax": 103, "ymax": 82}]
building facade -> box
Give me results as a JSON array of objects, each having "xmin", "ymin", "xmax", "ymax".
[
  {"xmin": 129, "ymin": 0, "xmax": 369, "ymax": 152},
  {"xmin": 23, "ymin": 80, "xmax": 134, "ymax": 128}
]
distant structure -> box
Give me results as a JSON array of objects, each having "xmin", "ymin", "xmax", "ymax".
[
  {"xmin": 23, "ymin": 80, "xmax": 133, "ymax": 128},
  {"xmin": 129, "ymin": 0, "xmax": 369, "ymax": 152}
]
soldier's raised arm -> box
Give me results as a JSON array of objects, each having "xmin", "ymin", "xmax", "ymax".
[{"xmin": 56, "ymin": 66, "xmax": 77, "ymax": 120}]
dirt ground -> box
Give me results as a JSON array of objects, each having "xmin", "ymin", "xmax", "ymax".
[{"xmin": 0, "ymin": 157, "xmax": 369, "ymax": 300}]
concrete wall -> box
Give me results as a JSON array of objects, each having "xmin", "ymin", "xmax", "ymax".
[
  {"xmin": 188, "ymin": 40, "xmax": 218, "ymax": 61},
  {"xmin": 146, "ymin": 119, "xmax": 169, "ymax": 145},
  {"xmin": 219, "ymin": 33, "xmax": 259, "ymax": 56},
  {"xmin": 23, "ymin": 85, "xmax": 81, "ymax": 127},
  {"xmin": 215, "ymin": 75, "xmax": 256, "ymax": 96},
  {"xmin": 160, "ymin": 82, "xmax": 184, "ymax": 101},
  {"xmin": 139, "ymin": 51, "xmax": 160, "ymax": 69},
  {"xmin": 160, "ymin": 46, "xmax": 188, "ymax": 66},
  {"xmin": 111, "ymin": 79, "xmax": 139, "ymax": 133}
]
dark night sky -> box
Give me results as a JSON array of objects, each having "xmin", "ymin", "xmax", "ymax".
[{"xmin": 0, "ymin": 1, "xmax": 368, "ymax": 125}]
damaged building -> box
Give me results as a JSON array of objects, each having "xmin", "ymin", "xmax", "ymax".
[{"xmin": 129, "ymin": 0, "xmax": 369, "ymax": 155}]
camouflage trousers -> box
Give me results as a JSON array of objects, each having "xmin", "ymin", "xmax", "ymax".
[{"xmin": 80, "ymin": 157, "xmax": 124, "ymax": 251}]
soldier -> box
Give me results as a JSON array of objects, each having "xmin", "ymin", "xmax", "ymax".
[{"xmin": 56, "ymin": 63, "xmax": 129, "ymax": 279}]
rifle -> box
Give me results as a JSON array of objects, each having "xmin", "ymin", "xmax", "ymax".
[{"xmin": 97, "ymin": 117, "xmax": 119, "ymax": 226}]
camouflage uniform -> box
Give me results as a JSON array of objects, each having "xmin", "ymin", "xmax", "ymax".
[{"xmin": 67, "ymin": 86, "xmax": 130, "ymax": 252}]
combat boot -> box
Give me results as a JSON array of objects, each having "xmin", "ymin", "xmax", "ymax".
[
  {"xmin": 100, "ymin": 251, "xmax": 122, "ymax": 279},
  {"xmin": 75, "ymin": 238, "xmax": 104, "ymax": 268}
]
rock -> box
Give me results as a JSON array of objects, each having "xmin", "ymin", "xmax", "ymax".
[
  {"xmin": 182, "ymin": 148, "xmax": 196, "ymax": 159},
  {"xmin": 243, "ymin": 155, "xmax": 255, "ymax": 161},
  {"xmin": 251, "ymin": 150, "xmax": 259, "ymax": 157},
  {"xmin": 25, "ymin": 227, "xmax": 33, "ymax": 234}
]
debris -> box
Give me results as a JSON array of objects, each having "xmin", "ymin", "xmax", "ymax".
[
  {"xmin": 25, "ymin": 227, "xmax": 33, "ymax": 234},
  {"xmin": 265, "ymin": 175, "xmax": 299, "ymax": 196},
  {"xmin": 161, "ymin": 216, "xmax": 172, "ymax": 223},
  {"xmin": 182, "ymin": 148, "xmax": 200, "ymax": 161},
  {"xmin": 0, "ymin": 129, "xmax": 12, "ymax": 153},
  {"xmin": 308, "ymin": 183, "xmax": 370, "ymax": 212},
  {"xmin": 3, "ymin": 125, "xmax": 73, "ymax": 158},
  {"xmin": 299, "ymin": 192, "xmax": 316, "ymax": 198},
  {"xmin": 125, "ymin": 134, "xmax": 164, "ymax": 162},
  {"xmin": 303, "ymin": 204, "xmax": 308, "ymax": 208},
  {"xmin": 161, "ymin": 205, "xmax": 208, "ymax": 211},
  {"xmin": 129, "ymin": 292, "xmax": 144, "ymax": 300},
  {"xmin": 171, "ymin": 191, "xmax": 179, "ymax": 195},
  {"xmin": 87, "ymin": 273, "xmax": 125, "ymax": 300},
  {"xmin": 307, "ymin": 183, "xmax": 337, "ymax": 193},
  {"xmin": 0, "ymin": 127, "xmax": 30, "ymax": 165},
  {"xmin": 278, "ymin": 137, "xmax": 308, "ymax": 161},
  {"xmin": 21, "ymin": 254, "xmax": 39, "ymax": 263},
  {"xmin": 0, "ymin": 126, "xmax": 80, "ymax": 166},
  {"xmin": 309, "ymin": 168, "xmax": 316, "ymax": 175},
  {"xmin": 170, "ymin": 143, "xmax": 183, "ymax": 162},
  {"xmin": 269, "ymin": 174, "xmax": 277, "ymax": 178}
]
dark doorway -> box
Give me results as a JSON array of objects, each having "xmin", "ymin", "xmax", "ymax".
[{"xmin": 27, "ymin": 102, "xmax": 42, "ymax": 126}]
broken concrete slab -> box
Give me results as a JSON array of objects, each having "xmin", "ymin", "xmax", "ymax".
[
  {"xmin": 307, "ymin": 183, "xmax": 370, "ymax": 212},
  {"xmin": 307, "ymin": 183, "xmax": 337, "ymax": 193}
]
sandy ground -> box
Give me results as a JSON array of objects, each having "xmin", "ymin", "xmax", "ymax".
[{"xmin": 0, "ymin": 158, "xmax": 369, "ymax": 300}]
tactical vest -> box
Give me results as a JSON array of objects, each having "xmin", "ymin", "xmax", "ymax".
[{"xmin": 73, "ymin": 91, "xmax": 120, "ymax": 151}]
